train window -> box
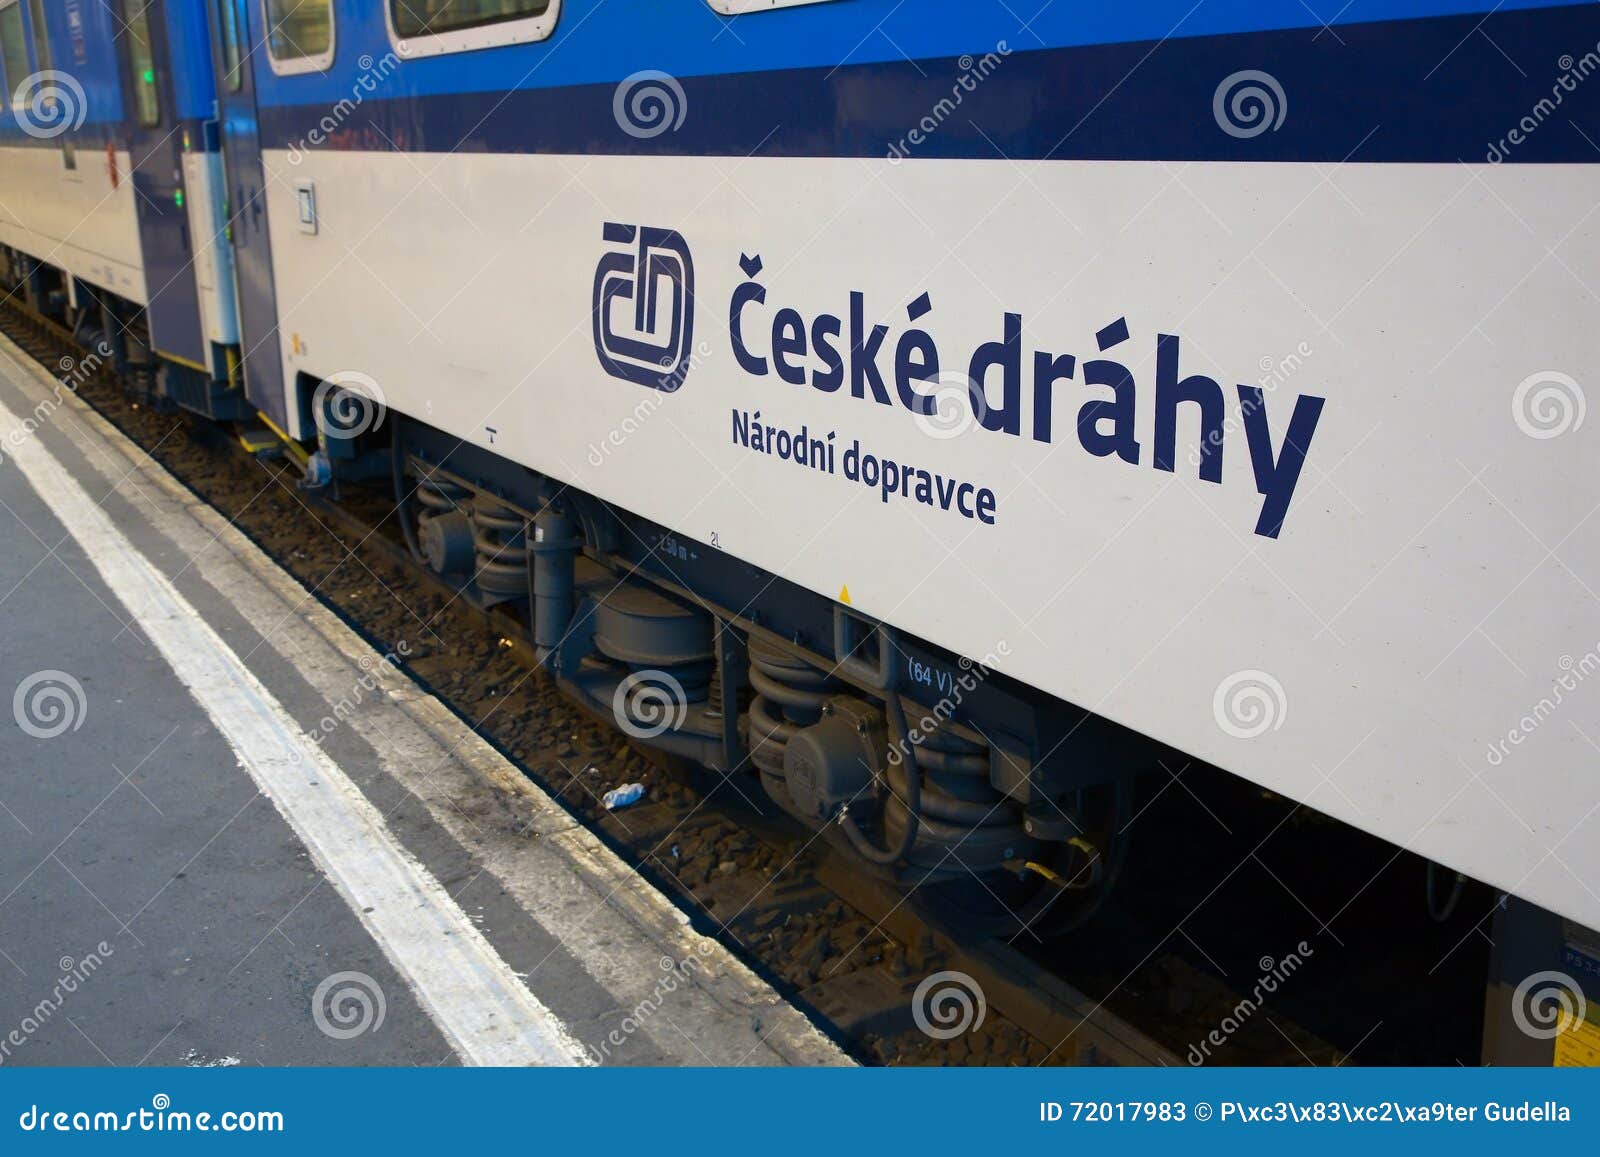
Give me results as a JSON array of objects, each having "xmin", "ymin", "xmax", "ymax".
[
  {"xmin": 116, "ymin": 0, "xmax": 161, "ymax": 127},
  {"xmin": 214, "ymin": 0, "xmax": 243, "ymax": 91},
  {"xmin": 262, "ymin": 0, "xmax": 334, "ymax": 74},
  {"xmin": 0, "ymin": 2, "xmax": 27, "ymax": 109},
  {"xmin": 387, "ymin": 0, "xmax": 559, "ymax": 58},
  {"xmin": 23, "ymin": 0, "xmax": 47, "ymax": 72}
]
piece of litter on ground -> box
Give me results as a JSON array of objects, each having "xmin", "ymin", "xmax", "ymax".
[{"xmin": 602, "ymin": 782, "xmax": 646, "ymax": 810}]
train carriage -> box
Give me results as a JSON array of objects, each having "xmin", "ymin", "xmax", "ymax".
[
  {"xmin": 0, "ymin": 0, "xmax": 1595, "ymax": 1065},
  {"xmin": 0, "ymin": 0, "xmax": 239, "ymax": 410}
]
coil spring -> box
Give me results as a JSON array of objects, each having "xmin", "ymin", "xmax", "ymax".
[
  {"xmin": 704, "ymin": 657, "xmax": 750, "ymax": 723},
  {"xmin": 885, "ymin": 705, "xmax": 1005, "ymax": 827},
  {"xmin": 706, "ymin": 665, "xmax": 723, "ymax": 720},
  {"xmin": 746, "ymin": 636, "xmax": 837, "ymax": 778},
  {"xmin": 882, "ymin": 703, "xmax": 1028, "ymax": 872},
  {"xmin": 415, "ymin": 476, "xmax": 469, "ymax": 515},
  {"xmin": 472, "ymin": 502, "xmax": 529, "ymax": 598}
]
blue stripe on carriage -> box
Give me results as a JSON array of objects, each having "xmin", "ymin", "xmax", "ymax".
[{"xmin": 256, "ymin": 4, "xmax": 1599, "ymax": 164}]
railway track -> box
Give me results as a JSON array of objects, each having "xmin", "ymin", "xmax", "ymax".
[{"xmin": 3, "ymin": 298, "xmax": 1345, "ymax": 1068}]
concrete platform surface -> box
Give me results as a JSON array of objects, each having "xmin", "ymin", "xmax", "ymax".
[{"xmin": 0, "ymin": 333, "xmax": 848, "ymax": 1069}]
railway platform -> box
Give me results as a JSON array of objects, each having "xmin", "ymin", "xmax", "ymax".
[{"xmin": 0, "ymin": 334, "xmax": 847, "ymax": 1068}]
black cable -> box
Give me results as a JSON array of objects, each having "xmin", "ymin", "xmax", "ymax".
[
  {"xmin": 1049, "ymin": 778, "xmax": 1134, "ymax": 933},
  {"xmin": 839, "ymin": 692, "xmax": 921, "ymax": 866}
]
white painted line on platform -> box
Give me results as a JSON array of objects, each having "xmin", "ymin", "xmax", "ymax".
[{"xmin": 0, "ymin": 393, "xmax": 590, "ymax": 1067}]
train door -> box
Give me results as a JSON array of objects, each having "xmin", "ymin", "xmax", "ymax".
[
  {"xmin": 208, "ymin": 0, "xmax": 289, "ymax": 430},
  {"xmin": 112, "ymin": 0, "xmax": 209, "ymax": 370}
]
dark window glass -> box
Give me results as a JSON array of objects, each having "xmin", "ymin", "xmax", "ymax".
[
  {"xmin": 117, "ymin": 0, "xmax": 160, "ymax": 127},
  {"xmin": 214, "ymin": 0, "xmax": 242, "ymax": 91},
  {"xmin": 24, "ymin": 0, "xmax": 48, "ymax": 71},
  {"xmin": 392, "ymin": 0, "xmax": 551, "ymax": 39},
  {"xmin": 0, "ymin": 4, "xmax": 29, "ymax": 104},
  {"xmin": 264, "ymin": 0, "xmax": 332, "ymax": 63}
]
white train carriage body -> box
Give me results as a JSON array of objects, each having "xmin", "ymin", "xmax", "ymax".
[
  {"xmin": 1, "ymin": 0, "xmax": 1594, "ymax": 936},
  {"xmin": 246, "ymin": 0, "xmax": 1600, "ymax": 931},
  {"xmin": 0, "ymin": 0, "xmax": 146, "ymax": 308},
  {"xmin": 0, "ymin": 141, "xmax": 146, "ymax": 306}
]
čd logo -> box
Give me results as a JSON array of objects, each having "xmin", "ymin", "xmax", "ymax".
[{"xmin": 592, "ymin": 222, "xmax": 695, "ymax": 392}]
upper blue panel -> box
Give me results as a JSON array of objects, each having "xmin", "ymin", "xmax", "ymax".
[
  {"xmin": 251, "ymin": 0, "xmax": 1594, "ymax": 105},
  {"xmin": 0, "ymin": 0, "xmax": 126, "ymax": 141}
]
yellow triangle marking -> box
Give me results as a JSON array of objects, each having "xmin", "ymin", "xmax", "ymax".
[{"xmin": 839, "ymin": 584, "xmax": 851, "ymax": 605}]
